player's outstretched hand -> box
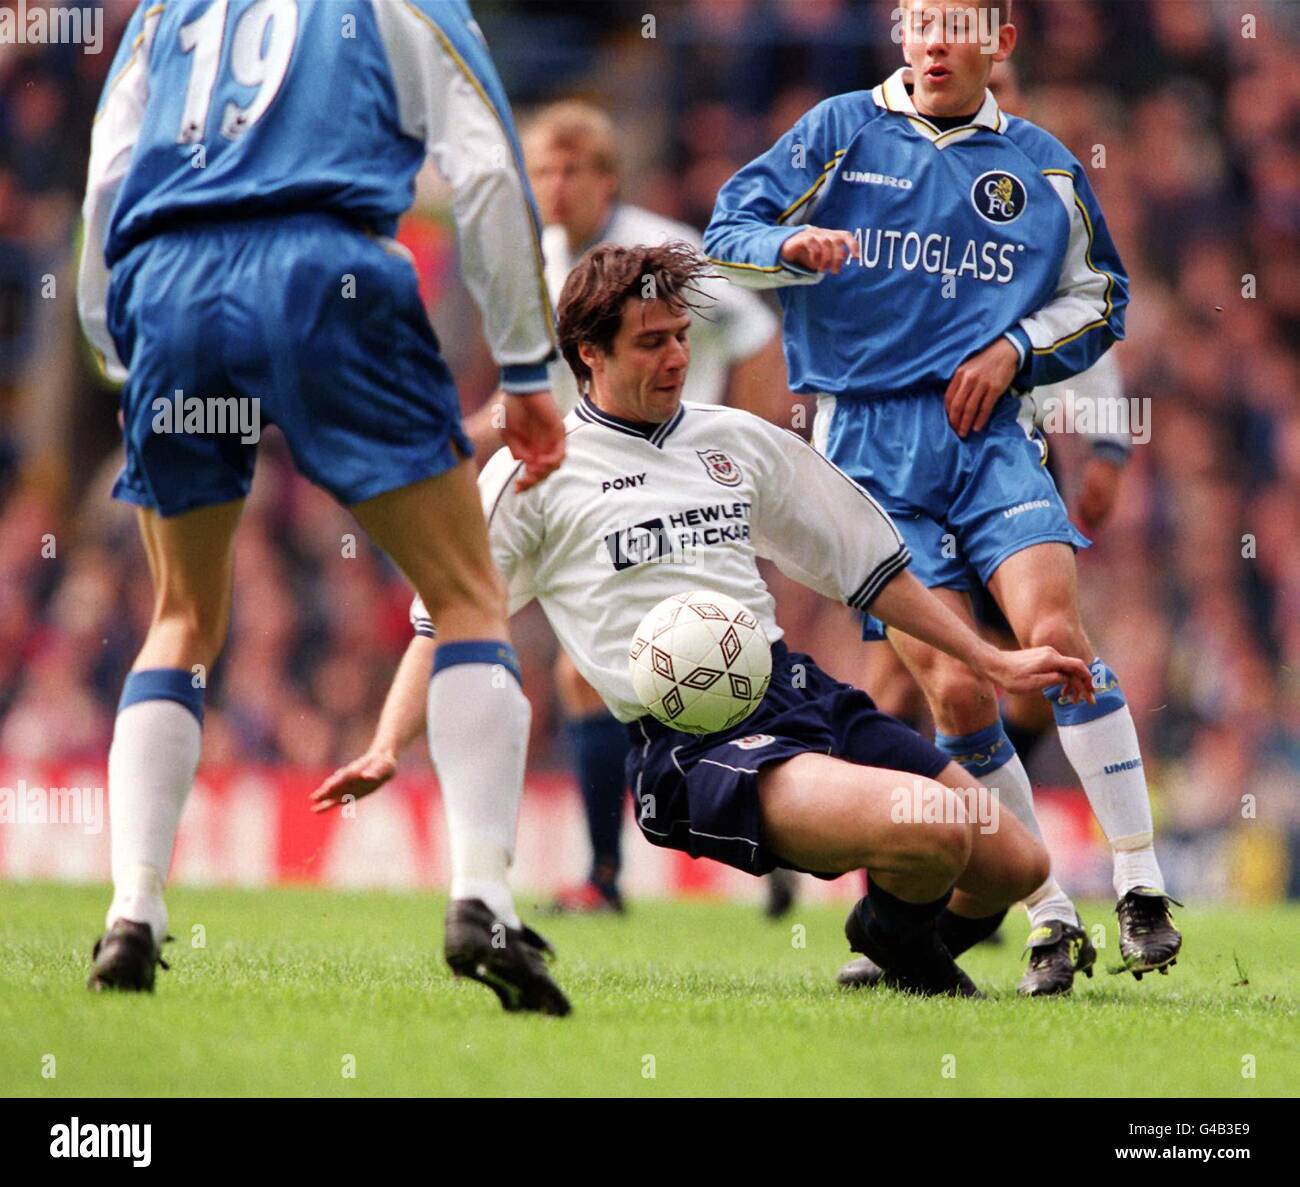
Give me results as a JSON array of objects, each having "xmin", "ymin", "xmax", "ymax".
[
  {"xmin": 779, "ymin": 227, "xmax": 860, "ymax": 275},
  {"xmin": 502, "ymin": 389, "xmax": 567, "ymax": 493},
  {"xmin": 309, "ymin": 748, "xmax": 398, "ymax": 814},
  {"xmin": 944, "ymin": 338, "xmax": 1021, "ymax": 438},
  {"xmin": 984, "ymin": 646, "xmax": 1095, "ymax": 704}
]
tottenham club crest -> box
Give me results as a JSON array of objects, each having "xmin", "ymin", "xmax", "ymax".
[
  {"xmin": 971, "ymin": 171, "xmax": 1026, "ymax": 225},
  {"xmin": 697, "ymin": 449, "xmax": 743, "ymax": 487}
]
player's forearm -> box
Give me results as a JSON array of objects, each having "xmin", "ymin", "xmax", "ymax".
[
  {"xmin": 868, "ymin": 572, "xmax": 1000, "ymax": 676},
  {"xmin": 727, "ymin": 335, "xmax": 791, "ymax": 426},
  {"xmin": 704, "ymin": 207, "xmax": 822, "ymax": 291},
  {"xmin": 370, "ymin": 635, "xmax": 436, "ymax": 756}
]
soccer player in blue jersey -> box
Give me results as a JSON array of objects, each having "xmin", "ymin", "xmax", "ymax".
[
  {"xmin": 77, "ymin": 0, "xmax": 570, "ymax": 1014},
  {"xmin": 705, "ymin": 0, "xmax": 1180, "ymax": 995}
]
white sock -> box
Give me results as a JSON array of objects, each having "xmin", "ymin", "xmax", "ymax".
[
  {"xmin": 1111, "ymin": 841, "xmax": 1165, "ymax": 900},
  {"xmin": 988, "ymin": 752, "xmax": 1079, "ymax": 928},
  {"xmin": 106, "ymin": 700, "xmax": 202, "ymax": 942},
  {"xmin": 1055, "ymin": 705, "xmax": 1165, "ymax": 898},
  {"xmin": 427, "ymin": 654, "xmax": 530, "ymax": 928},
  {"xmin": 1022, "ymin": 878, "xmax": 1080, "ymax": 931}
]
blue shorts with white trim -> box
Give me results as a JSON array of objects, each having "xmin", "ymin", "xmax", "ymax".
[
  {"xmin": 108, "ymin": 211, "xmax": 471, "ymax": 517},
  {"xmin": 819, "ymin": 393, "xmax": 1090, "ymax": 641},
  {"xmin": 625, "ymin": 642, "xmax": 949, "ymax": 877}
]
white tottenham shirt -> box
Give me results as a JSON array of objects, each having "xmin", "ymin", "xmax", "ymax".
[
  {"xmin": 542, "ymin": 204, "xmax": 777, "ymax": 414},
  {"xmin": 412, "ymin": 399, "xmax": 911, "ymax": 722}
]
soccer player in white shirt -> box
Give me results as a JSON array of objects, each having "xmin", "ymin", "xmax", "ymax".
[
  {"xmin": 468, "ymin": 101, "xmax": 790, "ymax": 915},
  {"xmin": 314, "ymin": 243, "xmax": 1099, "ymax": 998}
]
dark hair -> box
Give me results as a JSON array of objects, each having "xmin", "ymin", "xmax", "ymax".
[{"xmin": 556, "ymin": 241, "xmax": 713, "ymax": 388}]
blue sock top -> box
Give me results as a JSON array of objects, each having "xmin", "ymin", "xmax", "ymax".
[
  {"xmin": 431, "ymin": 640, "xmax": 522, "ymax": 687},
  {"xmin": 119, "ymin": 668, "xmax": 205, "ymax": 725},
  {"xmin": 1044, "ymin": 657, "xmax": 1127, "ymax": 726},
  {"xmin": 934, "ymin": 719, "xmax": 1015, "ymax": 779}
]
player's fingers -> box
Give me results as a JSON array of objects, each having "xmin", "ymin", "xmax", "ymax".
[
  {"xmin": 1043, "ymin": 654, "xmax": 1094, "ymax": 705},
  {"xmin": 831, "ymin": 235, "xmax": 856, "ymax": 273},
  {"xmin": 955, "ymin": 383, "xmax": 977, "ymax": 436},
  {"xmin": 515, "ymin": 439, "xmax": 563, "ymax": 490},
  {"xmin": 309, "ymin": 780, "xmax": 350, "ymax": 812},
  {"xmin": 972, "ymin": 386, "xmax": 1000, "ymax": 434},
  {"xmin": 959, "ymin": 378, "xmax": 990, "ymax": 436},
  {"xmin": 516, "ymin": 450, "xmax": 562, "ymax": 493},
  {"xmin": 947, "ymin": 372, "xmax": 973, "ymax": 432},
  {"xmin": 309, "ymin": 769, "xmax": 350, "ymax": 802},
  {"xmin": 961, "ymin": 381, "xmax": 993, "ymax": 437},
  {"xmin": 942, "ymin": 371, "xmax": 961, "ymax": 414}
]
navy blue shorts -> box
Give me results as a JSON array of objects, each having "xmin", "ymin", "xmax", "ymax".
[
  {"xmin": 107, "ymin": 212, "xmax": 472, "ymax": 517},
  {"xmin": 625, "ymin": 642, "xmax": 950, "ymax": 877}
]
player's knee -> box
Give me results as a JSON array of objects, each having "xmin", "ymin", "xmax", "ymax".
[
  {"xmin": 926, "ymin": 667, "xmax": 997, "ymax": 727},
  {"xmin": 896, "ymin": 796, "xmax": 971, "ymax": 881},
  {"xmin": 1025, "ymin": 612, "xmax": 1087, "ymax": 660},
  {"xmin": 933, "ymin": 807, "xmax": 973, "ymax": 879}
]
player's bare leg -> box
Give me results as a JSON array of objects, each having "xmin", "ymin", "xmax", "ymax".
[
  {"xmin": 832, "ymin": 759, "xmax": 1057, "ymax": 991},
  {"xmin": 548, "ymin": 651, "xmax": 629, "ymax": 915},
  {"xmin": 351, "ymin": 460, "xmax": 570, "ymax": 1015},
  {"xmin": 862, "ymin": 637, "xmax": 929, "ymax": 726},
  {"xmin": 988, "ymin": 543, "xmax": 1181, "ymax": 979},
  {"xmin": 759, "ymin": 753, "xmax": 1048, "ymax": 996},
  {"xmin": 90, "ymin": 499, "xmax": 244, "ymax": 992},
  {"xmin": 886, "ymin": 587, "xmax": 1094, "ymax": 995}
]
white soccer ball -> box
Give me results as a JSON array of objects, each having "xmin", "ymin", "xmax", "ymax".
[{"xmin": 628, "ymin": 590, "xmax": 772, "ymax": 735}]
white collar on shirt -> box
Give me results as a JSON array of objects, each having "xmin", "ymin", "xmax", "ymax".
[{"xmin": 873, "ymin": 67, "xmax": 1006, "ymax": 145}]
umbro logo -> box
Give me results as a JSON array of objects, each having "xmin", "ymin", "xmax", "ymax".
[
  {"xmin": 1103, "ymin": 758, "xmax": 1143, "ymax": 775},
  {"xmin": 601, "ymin": 472, "xmax": 647, "ymax": 494},
  {"xmin": 841, "ymin": 169, "xmax": 913, "ymax": 190}
]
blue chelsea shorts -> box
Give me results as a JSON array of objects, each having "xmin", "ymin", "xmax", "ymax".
[
  {"xmin": 816, "ymin": 393, "xmax": 1090, "ymax": 641},
  {"xmin": 107, "ymin": 211, "xmax": 472, "ymax": 517}
]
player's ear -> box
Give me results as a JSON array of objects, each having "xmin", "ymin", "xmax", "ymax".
[
  {"xmin": 577, "ymin": 340, "xmax": 603, "ymax": 379},
  {"xmin": 992, "ymin": 16, "xmax": 1017, "ymax": 62}
]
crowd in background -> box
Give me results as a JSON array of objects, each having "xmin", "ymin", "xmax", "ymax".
[{"xmin": 0, "ymin": 2, "xmax": 1295, "ymax": 849}]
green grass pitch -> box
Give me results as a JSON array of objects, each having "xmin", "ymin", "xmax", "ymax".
[{"xmin": 1, "ymin": 882, "xmax": 1295, "ymax": 1097}]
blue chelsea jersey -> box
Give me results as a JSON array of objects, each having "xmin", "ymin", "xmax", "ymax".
[
  {"xmin": 79, "ymin": 0, "xmax": 555, "ymax": 389},
  {"xmin": 101, "ymin": 0, "xmax": 517, "ymax": 264},
  {"xmin": 705, "ymin": 69, "xmax": 1129, "ymax": 397}
]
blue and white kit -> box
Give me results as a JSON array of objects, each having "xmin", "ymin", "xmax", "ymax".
[
  {"xmin": 78, "ymin": 0, "xmax": 555, "ymax": 515},
  {"xmin": 704, "ymin": 67, "xmax": 1129, "ymax": 625}
]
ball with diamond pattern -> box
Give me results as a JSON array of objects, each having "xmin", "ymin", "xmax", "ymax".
[{"xmin": 629, "ymin": 590, "xmax": 772, "ymax": 735}]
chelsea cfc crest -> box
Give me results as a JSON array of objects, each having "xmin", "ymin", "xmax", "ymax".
[
  {"xmin": 698, "ymin": 449, "xmax": 743, "ymax": 487},
  {"xmin": 971, "ymin": 170, "xmax": 1027, "ymax": 225}
]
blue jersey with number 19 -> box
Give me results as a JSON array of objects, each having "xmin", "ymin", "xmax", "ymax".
[{"xmin": 80, "ymin": 0, "xmax": 553, "ymax": 390}]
